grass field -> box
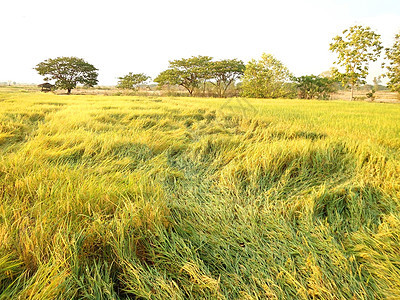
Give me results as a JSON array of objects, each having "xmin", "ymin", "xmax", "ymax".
[{"xmin": 0, "ymin": 90, "xmax": 400, "ymax": 299}]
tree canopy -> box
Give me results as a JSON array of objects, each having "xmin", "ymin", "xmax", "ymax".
[
  {"xmin": 154, "ymin": 56, "xmax": 212, "ymax": 96},
  {"xmin": 117, "ymin": 73, "xmax": 150, "ymax": 90},
  {"xmin": 241, "ymin": 53, "xmax": 293, "ymax": 98},
  {"xmin": 385, "ymin": 33, "xmax": 400, "ymax": 94},
  {"xmin": 295, "ymin": 75, "xmax": 337, "ymax": 100},
  {"xmin": 209, "ymin": 59, "xmax": 245, "ymax": 97},
  {"xmin": 330, "ymin": 25, "xmax": 382, "ymax": 100},
  {"xmin": 35, "ymin": 57, "xmax": 98, "ymax": 94}
]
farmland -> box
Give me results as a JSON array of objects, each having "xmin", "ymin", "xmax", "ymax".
[{"xmin": 0, "ymin": 90, "xmax": 400, "ymax": 299}]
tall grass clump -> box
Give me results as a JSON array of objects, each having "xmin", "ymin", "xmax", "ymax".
[{"xmin": 0, "ymin": 89, "xmax": 399, "ymax": 299}]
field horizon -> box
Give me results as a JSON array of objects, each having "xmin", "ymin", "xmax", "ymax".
[
  {"xmin": 0, "ymin": 90, "xmax": 400, "ymax": 299},
  {"xmin": 2, "ymin": 85, "xmax": 400, "ymax": 103}
]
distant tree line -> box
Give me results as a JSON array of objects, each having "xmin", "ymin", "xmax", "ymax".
[
  {"xmin": 34, "ymin": 26, "xmax": 400, "ymax": 100},
  {"xmin": 154, "ymin": 56, "xmax": 245, "ymax": 97}
]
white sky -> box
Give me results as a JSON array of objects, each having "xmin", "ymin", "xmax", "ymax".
[{"xmin": 1, "ymin": 0, "xmax": 400, "ymax": 85}]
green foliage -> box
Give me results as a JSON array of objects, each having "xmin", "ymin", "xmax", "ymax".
[
  {"xmin": 155, "ymin": 57, "xmax": 245, "ymax": 97},
  {"xmin": 385, "ymin": 33, "xmax": 400, "ymax": 93},
  {"xmin": 366, "ymin": 88, "xmax": 376, "ymax": 100},
  {"xmin": 330, "ymin": 26, "xmax": 383, "ymax": 100},
  {"xmin": 34, "ymin": 57, "xmax": 98, "ymax": 94},
  {"xmin": 295, "ymin": 75, "xmax": 337, "ymax": 99},
  {"xmin": 117, "ymin": 73, "xmax": 150, "ymax": 90},
  {"xmin": 208, "ymin": 59, "xmax": 245, "ymax": 97},
  {"xmin": 241, "ymin": 53, "xmax": 293, "ymax": 98},
  {"xmin": 154, "ymin": 56, "xmax": 212, "ymax": 96}
]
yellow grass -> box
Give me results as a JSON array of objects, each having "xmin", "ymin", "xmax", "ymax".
[{"xmin": 0, "ymin": 89, "xmax": 399, "ymax": 299}]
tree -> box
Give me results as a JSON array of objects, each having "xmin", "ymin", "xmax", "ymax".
[
  {"xmin": 373, "ymin": 76, "xmax": 382, "ymax": 91},
  {"xmin": 329, "ymin": 25, "xmax": 383, "ymax": 100},
  {"xmin": 385, "ymin": 33, "xmax": 400, "ymax": 94},
  {"xmin": 295, "ymin": 75, "xmax": 337, "ymax": 100},
  {"xmin": 209, "ymin": 59, "xmax": 245, "ymax": 97},
  {"xmin": 35, "ymin": 57, "xmax": 98, "ymax": 94},
  {"xmin": 154, "ymin": 56, "xmax": 212, "ymax": 96},
  {"xmin": 117, "ymin": 73, "xmax": 150, "ymax": 90},
  {"xmin": 241, "ymin": 53, "xmax": 293, "ymax": 98}
]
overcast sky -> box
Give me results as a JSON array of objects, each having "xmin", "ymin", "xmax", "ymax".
[{"xmin": 1, "ymin": 0, "xmax": 399, "ymax": 85}]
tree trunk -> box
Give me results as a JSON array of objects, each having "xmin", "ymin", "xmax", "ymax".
[
  {"xmin": 67, "ymin": 88, "xmax": 71, "ymax": 94},
  {"xmin": 223, "ymin": 83, "xmax": 231, "ymax": 98},
  {"xmin": 181, "ymin": 84, "xmax": 193, "ymax": 97},
  {"xmin": 350, "ymin": 85, "xmax": 354, "ymax": 101}
]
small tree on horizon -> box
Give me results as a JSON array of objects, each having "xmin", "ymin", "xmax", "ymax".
[
  {"xmin": 295, "ymin": 75, "xmax": 337, "ymax": 100},
  {"xmin": 35, "ymin": 57, "xmax": 98, "ymax": 94},
  {"xmin": 117, "ymin": 73, "xmax": 150, "ymax": 90},
  {"xmin": 329, "ymin": 25, "xmax": 383, "ymax": 100}
]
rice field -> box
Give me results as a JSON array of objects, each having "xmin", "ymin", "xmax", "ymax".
[{"xmin": 0, "ymin": 90, "xmax": 400, "ymax": 299}]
